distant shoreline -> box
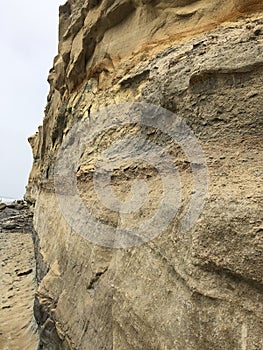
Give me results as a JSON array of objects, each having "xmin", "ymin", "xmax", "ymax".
[{"xmin": 0, "ymin": 197, "xmax": 21, "ymax": 204}]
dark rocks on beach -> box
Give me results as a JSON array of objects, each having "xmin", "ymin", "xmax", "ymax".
[
  {"xmin": 0, "ymin": 203, "xmax": 7, "ymax": 211},
  {"xmin": 0, "ymin": 201, "xmax": 33, "ymax": 233}
]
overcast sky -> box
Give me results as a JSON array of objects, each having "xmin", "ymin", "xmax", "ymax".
[{"xmin": 0, "ymin": 1, "xmax": 65, "ymax": 199}]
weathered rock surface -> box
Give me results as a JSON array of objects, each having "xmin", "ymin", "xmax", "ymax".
[
  {"xmin": 0, "ymin": 203, "xmax": 38, "ymax": 349},
  {"xmin": 0, "ymin": 200, "xmax": 33, "ymax": 233},
  {"xmin": 26, "ymin": 1, "xmax": 263, "ymax": 349}
]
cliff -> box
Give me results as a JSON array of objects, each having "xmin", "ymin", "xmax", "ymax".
[{"xmin": 26, "ymin": 1, "xmax": 263, "ymax": 349}]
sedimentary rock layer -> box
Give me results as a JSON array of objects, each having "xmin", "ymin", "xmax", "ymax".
[
  {"xmin": 0, "ymin": 200, "xmax": 33, "ymax": 233},
  {"xmin": 26, "ymin": 1, "xmax": 263, "ymax": 349}
]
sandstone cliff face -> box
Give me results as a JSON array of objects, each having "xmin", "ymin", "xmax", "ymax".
[{"xmin": 26, "ymin": 1, "xmax": 263, "ymax": 349}]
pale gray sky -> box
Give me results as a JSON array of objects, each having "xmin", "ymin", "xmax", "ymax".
[{"xmin": 0, "ymin": 1, "xmax": 65, "ymax": 199}]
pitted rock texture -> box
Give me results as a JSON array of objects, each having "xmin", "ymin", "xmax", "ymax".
[{"xmin": 26, "ymin": 1, "xmax": 263, "ymax": 349}]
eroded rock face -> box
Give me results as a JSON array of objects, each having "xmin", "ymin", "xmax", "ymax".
[{"xmin": 26, "ymin": 1, "xmax": 263, "ymax": 349}]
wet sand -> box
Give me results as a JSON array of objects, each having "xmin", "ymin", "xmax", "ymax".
[{"xmin": 0, "ymin": 231, "xmax": 38, "ymax": 350}]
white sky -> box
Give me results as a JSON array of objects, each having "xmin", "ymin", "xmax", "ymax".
[{"xmin": 0, "ymin": 1, "xmax": 65, "ymax": 199}]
